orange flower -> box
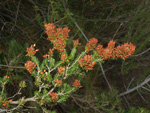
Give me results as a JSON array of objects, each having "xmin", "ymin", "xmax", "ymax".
[
  {"xmin": 49, "ymin": 92, "xmax": 57, "ymax": 102},
  {"xmin": 43, "ymin": 49, "xmax": 53, "ymax": 59},
  {"xmin": 102, "ymin": 48, "xmax": 113, "ymax": 60},
  {"xmin": 107, "ymin": 40, "xmax": 116, "ymax": 49},
  {"xmin": 72, "ymin": 80, "xmax": 82, "ymax": 88},
  {"xmin": 25, "ymin": 44, "xmax": 39, "ymax": 57},
  {"xmin": 95, "ymin": 44, "xmax": 104, "ymax": 57},
  {"xmin": 73, "ymin": 39, "xmax": 81, "ymax": 47},
  {"xmin": 58, "ymin": 67, "xmax": 65, "ymax": 74},
  {"xmin": 53, "ymin": 39, "xmax": 66, "ymax": 52},
  {"xmin": 114, "ymin": 42, "xmax": 136, "ymax": 60},
  {"xmin": 62, "ymin": 27, "xmax": 70, "ymax": 40},
  {"xmin": 1, "ymin": 99, "xmax": 13, "ymax": 108},
  {"xmin": 85, "ymin": 38, "xmax": 98, "ymax": 52},
  {"xmin": 61, "ymin": 52, "xmax": 67, "ymax": 61},
  {"xmin": 95, "ymin": 41, "xmax": 136, "ymax": 60},
  {"xmin": 25, "ymin": 61, "xmax": 36, "ymax": 73},
  {"xmin": 54, "ymin": 78, "xmax": 62, "ymax": 86},
  {"xmin": 78, "ymin": 55, "xmax": 95, "ymax": 72},
  {"xmin": 45, "ymin": 23, "xmax": 56, "ymax": 40}
]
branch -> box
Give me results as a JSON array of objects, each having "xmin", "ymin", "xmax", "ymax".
[
  {"xmin": 0, "ymin": 64, "xmax": 25, "ymax": 69},
  {"xmin": 118, "ymin": 76, "xmax": 150, "ymax": 97}
]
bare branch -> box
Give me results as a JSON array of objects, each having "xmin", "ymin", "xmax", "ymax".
[{"xmin": 118, "ymin": 76, "xmax": 150, "ymax": 97}]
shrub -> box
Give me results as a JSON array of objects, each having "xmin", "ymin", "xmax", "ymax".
[{"xmin": 0, "ymin": 23, "xmax": 135, "ymax": 112}]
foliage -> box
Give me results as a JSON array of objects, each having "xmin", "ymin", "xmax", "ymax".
[
  {"xmin": 0, "ymin": 0, "xmax": 150, "ymax": 112},
  {"xmin": 0, "ymin": 22, "xmax": 135, "ymax": 112}
]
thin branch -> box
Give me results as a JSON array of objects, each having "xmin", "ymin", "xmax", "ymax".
[
  {"xmin": 131, "ymin": 48, "xmax": 150, "ymax": 57},
  {"xmin": 137, "ymin": 89, "xmax": 149, "ymax": 103},
  {"xmin": 118, "ymin": 76, "xmax": 150, "ymax": 97},
  {"xmin": 0, "ymin": 64, "xmax": 25, "ymax": 69}
]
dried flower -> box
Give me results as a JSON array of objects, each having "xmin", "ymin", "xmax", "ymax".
[
  {"xmin": 25, "ymin": 61, "xmax": 36, "ymax": 73},
  {"xmin": 72, "ymin": 80, "xmax": 82, "ymax": 88}
]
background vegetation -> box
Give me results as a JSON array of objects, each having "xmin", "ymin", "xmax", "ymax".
[{"xmin": 0, "ymin": 0, "xmax": 150, "ymax": 112}]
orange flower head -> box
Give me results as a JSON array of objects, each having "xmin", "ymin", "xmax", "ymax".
[
  {"xmin": 107, "ymin": 40, "xmax": 116, "ymax": 49},
  {"xmin": 78, "ymin": 55, "xmax": 95, "ymax": 72},
  {"xmin": 95, "ymin": 44, "xmax": 104, "ymax": 57},
  {"xmin": 54, "ymin": 78, "xmax": 62, "ymax": 86},
  {"xmin": 25, "ymin": 44, "xmax": 39, "ymax": 57},
  {"xmin": 62, "ymin": 27, "xmax": 70, "ymax": 40},
  {"xmin": 49, "ymin": 92, "xmax": 57, "ymax": 102},
  {"xmin": 85, "ymin": 38, "xmax": 98, "ymax": 52},
  {"xmin": 45, "ymin": 23, "xmax": 56, "ymax": 40},
  {"xmin": 73, "ymin": 39, "xmax": 81, "ymax": 47},
  {"xmin": 53, "ymin": 39, "xmax": 66, "ymax": 52},
  {"xmin": 72, "ymin": 80, "xmax": 82, "ymax": 88},
  {"xmin": 114, "ymin": 42, "xmax": 136, "ymax": 60},
  {"xmin": 58, "ymin": 67, "xmax": 65, "ymax": 74},
  {"xmin": 25, "ymin": 61, "xmax": 36, "ymax": 73},
  {"xmin": 61, "ymin": 53, "xmax": 67, "ymax": 61}
]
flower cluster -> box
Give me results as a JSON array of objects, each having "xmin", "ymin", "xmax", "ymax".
[
  {"xmin": 25, "ymin": 61, "xmax": 36, "ymax": 73},
  {"xmin": 72, "ymin": 39, "xmax": 81, "ymax": 47},
  {"xmin": 1, "ymin": 99, "xmax": 13, "ymax": 108},
  {"xmin": 44, "ymin": 23, "xmax": 70, "ymax": 54},
  {"xmin": 114, "ymin": 42, "xmax": 136, "ymax": 60},
  {"xmin": 61, "ymin": 52, "xmax": 67, "ymax": 62},
  {"xmin": 78, "ymin": 55, "xmax": 95, "ymax": 72},
  {"xmin": 49, "ymin": 92, "xmax": 57, "ymax": 102},
  {"xmin": 72, "ymin": 80, "xmax": 82, "ymax": 88},
  {"xmin": 25, "ymin": 44, "xmax": 39, "ymax": 57},
  {"xmin": 54, "ymin": 79, "xmax": 62, "ymax": 86},
  {"xmin": 95, "ymin": 40, "xmax": 136, "ymax": 60},
  {"xmin": 85, "ymin": 38, "xmax": 98, "ymax": 52},
  {"xmin": 58, "ymin": 67, "xmax": 65, "ymax": 74}
]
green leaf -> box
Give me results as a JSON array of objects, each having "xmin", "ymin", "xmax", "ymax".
[
  {"xmin": 49, "ymin": 58, "xmax": 55, "ymax": 67},
  {"xmin": 19, "ymin": 81, "xmax": 26, "ymax": 88},
  {"xmin": 68, "ymin": 47, "xmax": 77, "ymax": 60},
  {"xmin": 31, "ymin": 56, "xmax": 40, "ymax": 67},
  {"xmin": 40, "ymin": 59, "xmax": 48, "ymax": 70}
]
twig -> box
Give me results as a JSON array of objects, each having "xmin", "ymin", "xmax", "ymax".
[
  {"xmin": 0, "ymin": 64, "xmax": 25, "ymax": 69},
  {"xmin": 112, "ymin": 22, "xmax": 123, "ymax": 40},
  {"xmin": 11, "ymin": 0, "xmax": 21, "ymax": 32},
  {"xmin": 118, "ymin": 76, "xmax": 150, "ymax": 97},
  {"xmin": 137, "ymin": 89, "xmax": 148, "ymax": 103},
  {"xmin": 131, "ymin": 48, "xmax": 150, "ymax": 57}
]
